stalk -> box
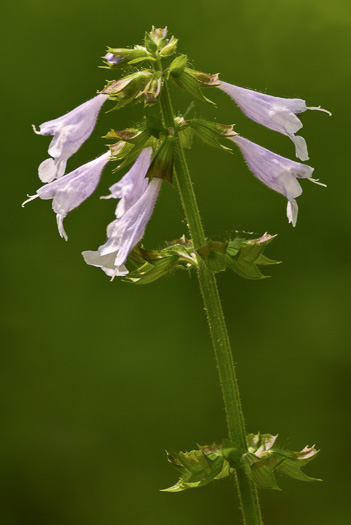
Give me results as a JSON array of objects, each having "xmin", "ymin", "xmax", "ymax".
[{"xmin": 159, "ymin": 80, "xmax": 263, "ymax": 524}]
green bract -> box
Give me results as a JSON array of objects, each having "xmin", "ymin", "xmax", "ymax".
[
  {"xmin": 123, "ymin": 238, "xmax": 196, "ymax": 285},
  {"xmin": 168, "ymin": 54, "xmax": 188, "ymax": 78},
  {"xmin": 164, "ymin": 433, "xmax": 320, "ymax": 492},
  {"xmin": 198, "ymin": 234, "xmax": 280, "ymax": 279},
  {"xmin": 103, "ymin": 46, "xmax": 151, "ymax": 69},
  {"xmin": 162, "ymin": 444, "xmax": 231, "ymax": 492},
  {"xmin": 146, "ymin": 135, "xmax": 175, "ymax": 182},
  {"xmin": 119, "ymin": 234, "xmax": 279, "ymax": 285},
  {"xmin": 184, "ymin": 119, "xmax": 235, "ymax": 151}
]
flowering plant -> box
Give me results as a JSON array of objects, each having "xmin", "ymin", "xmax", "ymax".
[{"xmin": 24, "ymin": 26, "xmax": 329, "ymax": 524}]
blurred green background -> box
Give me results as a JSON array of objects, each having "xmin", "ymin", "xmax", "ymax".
[{"xmin": 2, "ymin": 0, "xmax": 350, "ymax": 523}]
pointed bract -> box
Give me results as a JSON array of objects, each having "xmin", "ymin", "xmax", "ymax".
[
  {"xmin": 231, "ymin": 135, "xmax": 322, "ymax": 226},
  {"xmin": 33, "ymin": 94, "xmax": 109, "ymax": 182},
  {"xmin": 23, "ymin": 151, "xmax": 110, "ymax": 240},
  {"xmin": 220, "ymin": 82, "xmax": 331, "ymax": 161}
]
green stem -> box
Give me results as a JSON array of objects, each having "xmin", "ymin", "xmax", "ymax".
[{"xmin": 159, "ymin": 80, "xmax": 263, "ymax": 524}]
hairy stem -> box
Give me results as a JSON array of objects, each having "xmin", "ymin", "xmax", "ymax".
[{"xmin": 159, "ymin": 80, "xmax": 263, "ymax": 523}]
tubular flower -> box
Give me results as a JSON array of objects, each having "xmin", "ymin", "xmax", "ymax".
[
  {"xmin": 231, "ymin": 135, "xmax": 325, "ymax": 227},
  {"xmin": 99, "ymin": 178, "xmax": 162, "ymax": 265},
  {"xmin": 219, "ymin": 81, "xmax": 331, "ymax": 161},
  {"xmin": 101, "ymin": 147, "xmax": 152, "ymax": 218},
  {"xmin": 33, "ymin": 94, "xmax": 109, "ymax": 183},
  {"xmin": 22, "ymin": 151, "xmax": 111, "ymax": 241},
  {"xmin": 83, "ymin": 149, "xmax": 161, "ymax": 278}
]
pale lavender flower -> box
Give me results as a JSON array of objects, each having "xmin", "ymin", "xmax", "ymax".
[
  {"xmin": 101, "ymin": 147, "xmax": 152, "ymax": 218},
  {"xmin": 100, "ymin": 177, "xmax": 161, "ymax": 264},
  {"xmin": 33, "ymin": 94, "xmax": 109, "ymax": 183},
  {"xmin": 23, "ymin": 151, "xmax": 111, "ymax": 240},
  {"xmin": 220, "ymin": 82, "xmax": 331, "ymax": 161},
  {"xmin": 231, "ymin": 135, "xmax": 325, "ymax": 226},
  {"xmin": 83, "ymin": 167, "xmax": 162, "ymax": 279}
]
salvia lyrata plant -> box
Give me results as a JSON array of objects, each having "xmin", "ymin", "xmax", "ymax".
[{"xmin": 23, "ymin": 27, "xmax": 330, "ymax": 524}]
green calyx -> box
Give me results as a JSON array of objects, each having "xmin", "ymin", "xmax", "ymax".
[
  {"xmin": 179, "ymin": 118, "xmax": 235, "ymax": 151},
  {"xmin": 197, "ymin": 233, "xmax": 280, "ymax": 279},
  {"xmin": 103, "ymin": 115, "xmax": 177, "ymax": 180},
  {"xmin": 163, "ymin": 433, "xmax": 320, "ymax": 493},
  {"xmin": 168, "ymin": 54, "xmax": 188, "ymax": 78},
  {"xmin": 159, "ymin": 35, "xmax": 178, "ymax": 57},
  {"xmin": 162, "ymin": 444, "xmax": 232, "ymax": 493},
  {"xmin": 170, "ymin": 68, "xmax": 217, "ymax": 106},
  {"xmin": 123, "ymin": 237, "xmax": 197, "ymax": 285},
  {"xmin": 120, "ymin": 233, "xmax": 279, "ymax": 285},
  {"xmin": 243, "ymin": 433, "xmax": 321, "ymax": 489},
  {"xmin": 102, "ymin": 71, "xmax": 154, "ymax": 110},
  {"xmin": 142, "ymin": 71, "xmax": 162, "ymax": 105},
  {"xmin": 103, "ymin": 46, "xmax": 151, "ymax": 69},
  {"xmin": 146, "ymin": 134, "xmax": 175, "ymax": 182}
]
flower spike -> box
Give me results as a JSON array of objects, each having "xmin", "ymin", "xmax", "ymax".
[
  {"xmin": 33, "ymin": 94, "xmax": 109, "ymax": 182},
  {"xmin": 23, "ymin": 151, "xmax": 111, "ymax": 240},
  {"xmin": 231, "ymin": 135, "xmax": 324, "ymax": 226},
  {"xmin": 219, "ymin": 82, "xmax": 331, "ymax": 161}
]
